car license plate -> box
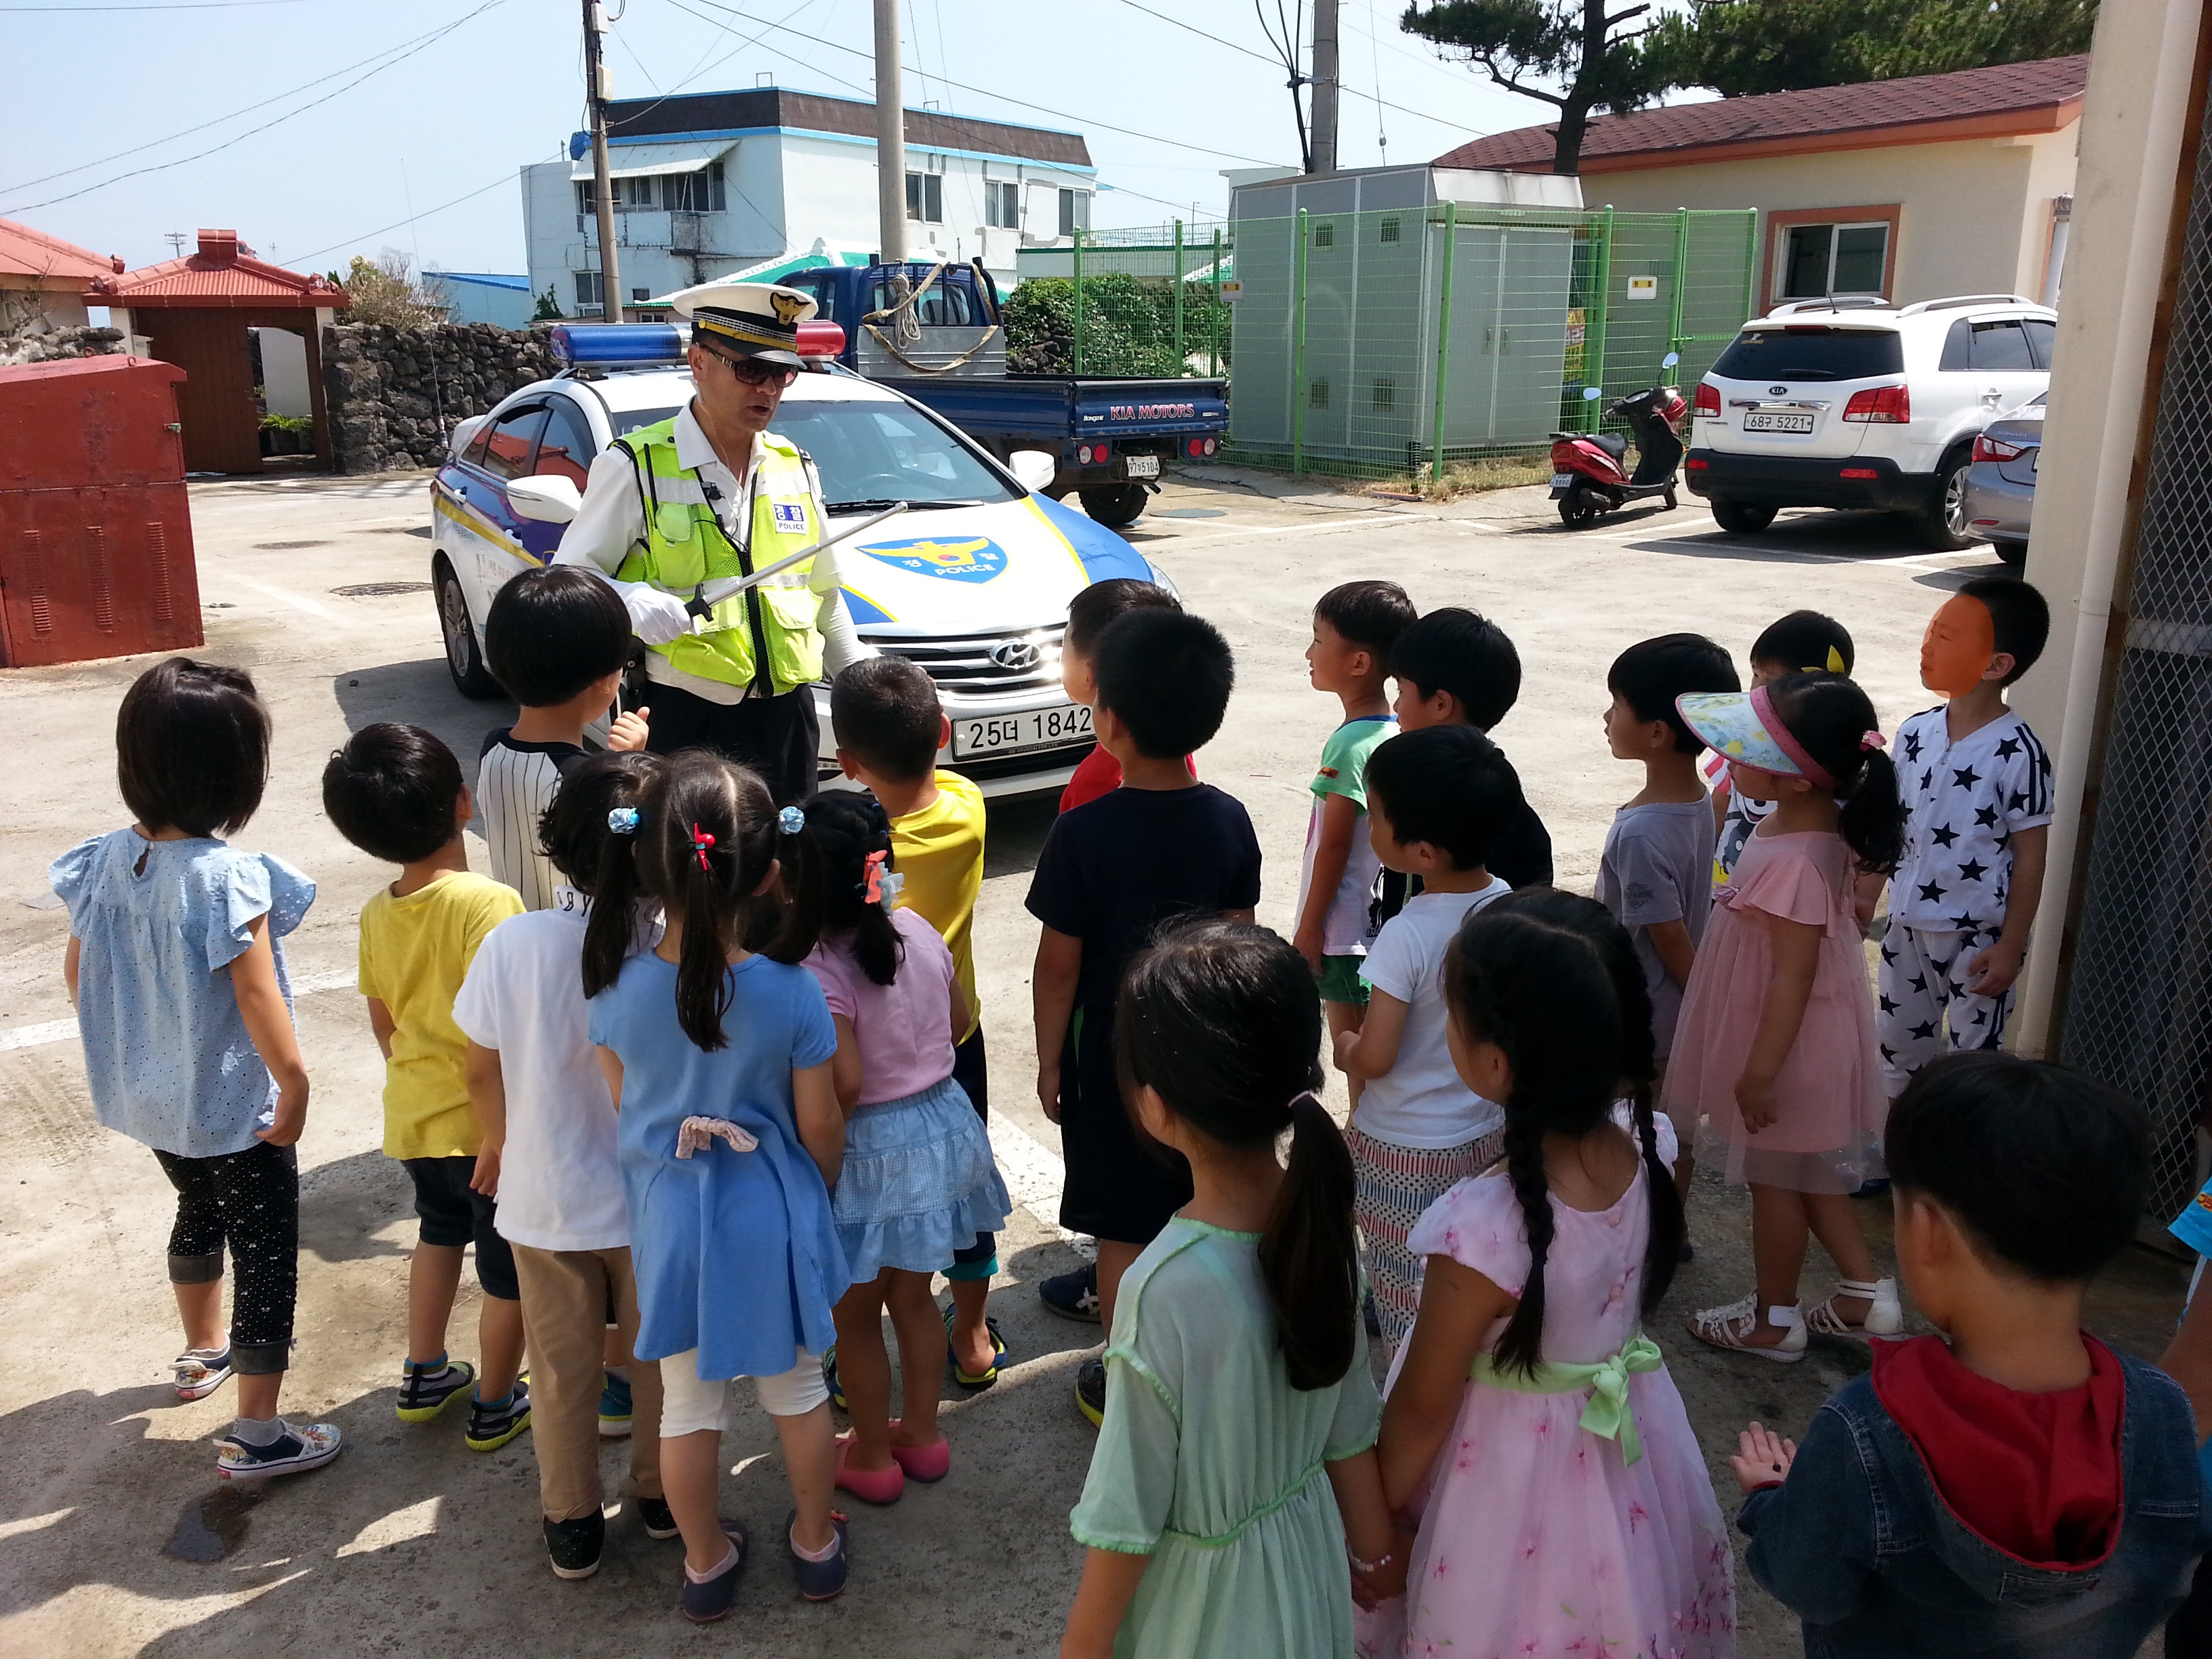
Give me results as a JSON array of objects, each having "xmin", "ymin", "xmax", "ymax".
[
  {"xmin": 1551, "ymin": 472, "xmax": 1578, "ymax": 487},
  {"xmin": 954, "ymin": 703, "xmax": 1094, "ymax": 760},
  {"xmin": 1124, "ymin": 455, "xmax": 1160, "ymax": 478},
  {"xmin": 1743, "ymin": 412, "xmax": 1816, "ymax": 434}
]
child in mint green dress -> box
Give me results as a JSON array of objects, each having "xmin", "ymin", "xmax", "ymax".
[{"xmin": 1062, "ymin": 922, "xmax": 1404, "ymax": 1659}]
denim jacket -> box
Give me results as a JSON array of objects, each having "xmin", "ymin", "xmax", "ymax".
[{"xmin": 1738, "ymin": 1347, "xmax": 2209, "ymax": 1656}]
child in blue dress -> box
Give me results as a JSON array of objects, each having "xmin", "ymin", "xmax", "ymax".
[
  {"xmin": 584, "ymin": 751, "xmax": 851, "ymax": 1622},
  {"xmin": 50, "ymin": 658, "xmax": 340, "ymax": 1481}
]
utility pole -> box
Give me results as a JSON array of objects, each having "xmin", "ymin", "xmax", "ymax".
[
  {"xmin": 582, "ymin": 0, "xmax": 623, "ymax": 318},
  {"xmin": 874, "ymin": 0, "xmax": 907, "ymax": 266},
  {"xmin": 1309, "ymin": 0, "xmax": 1340, "ymax": 174}
]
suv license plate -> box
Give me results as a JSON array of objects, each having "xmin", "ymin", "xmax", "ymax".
[
  {"xmin": 954, "ymin": 703, "xmax": 1094, "ymax": 760},
  {"xmin": 1743, "ymin": 412, "xmax": 1816, "ymax": 434},
  {"xmin": 1124, "ymin": 455, "xmax": 1160, "ymax": 478}
]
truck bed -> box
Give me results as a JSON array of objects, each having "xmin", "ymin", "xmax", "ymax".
[{"xmin": 878, "ymin": 374, "xmax": 1228, "ymax": 446}]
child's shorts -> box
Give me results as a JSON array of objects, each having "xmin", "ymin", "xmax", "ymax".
[
  {"xmin": 1317, "ymin": 954, "xmax": 1370, "ymax": 1006},
  {"xmin": 403, "ymin": 1154, "xmax": 519, "ymax": 1300},
  {"xmin": 657, "ymin": 1347, "xmax": 827, "ymax": 1435}
]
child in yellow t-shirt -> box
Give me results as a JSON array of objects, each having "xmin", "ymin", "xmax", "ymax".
[
  {"xmin": 323, "ymin": 723, "xmax": 529, "ymax": 1452},
  {"xmin": 829, "ymin": 658, "xmax": 1005, "ymax": 1387}
]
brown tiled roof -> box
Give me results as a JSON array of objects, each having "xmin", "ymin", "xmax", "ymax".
[
  {"xmin": 91, "ymin": 228, "xmax": 346, "ymax": 309},
  {"xmin": 1435, "ymin": 54, "xmax": 2090, "ymax": 173}
]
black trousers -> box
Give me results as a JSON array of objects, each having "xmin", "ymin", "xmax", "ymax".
[
  {"xmin": 949, "ymin": 1028, "xmax": 996, "ymax": 1272},
  {"xmin": 642, "ymin": 681, "xmax": 821, "ymax": 806},
  {"xmin": 154, "ymin": 1140, "xmax": 298, "ymax": 1375}
]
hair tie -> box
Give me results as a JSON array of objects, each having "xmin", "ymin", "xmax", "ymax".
[
  {"xmin": 861, "ymin": 847, "xmax": 890, "ymax": 905},
  {"xmin": 689, "ymin": 823, "xmax": 716, "ymax": 872},
  {"xmin": 607, "ymin": 806, "xmax": 640, "ymax": 835},
  {"xmin": 778, "ymin": 805, "xmax": 806, "ymax": 836},
  {"xmin": 1860, "ymin": 729, "xmax": 1887, "ymax": 751},
  {"xmin": 1826, "ymin": 646, "xmax": 1847, "ymax": 673}
]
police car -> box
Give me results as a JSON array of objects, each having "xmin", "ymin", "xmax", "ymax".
[{"xmin": 430, "ymin": 323, "xmax": 1170, "ymax": 795}]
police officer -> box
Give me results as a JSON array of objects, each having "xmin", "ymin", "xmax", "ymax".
[{"xmin": 556, "ymin": 281, "xmax": 863, "ymax": 803}]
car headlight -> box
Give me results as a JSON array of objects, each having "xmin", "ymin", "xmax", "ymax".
[{"xmin": 1146, "ymin": 560, "xmax": 1180, "ymax": 600}]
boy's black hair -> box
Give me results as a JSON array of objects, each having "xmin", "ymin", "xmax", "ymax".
[
  {"xmin": 1093, "ymin": 608, "xmax": 1235, "ymax": 759},
  {"xmin": 321, "ymin": 722, "xmax": 467, "ymax": 865},
  {"xmin": 829, "ymin": 655, "xmax": 943, "ymax": 783},
  {"xmin": 1314, "ymin": 580, "xmax": 1416, "ymax": 672},
  {"xmin": 1389, "ymin": 607, "xmax": 1521, "ymax": 730},
  {"xmin": 1750, "ymin": 610, "xmax": 1856, "ymax": 676},
  {"xmin": 1364, "ymin": 724, "xmax": 1523, "ymax": 870},
  {"xmin": 1959, "ymin": 575, "xmax": 2051, "ymax": 685},
  {"xmin": 1887, "ymin": 1051, "xmax": 2148, "ymax": 1283},
  {"xmin": 1607, "ymin": 633, "xmax": 1740, "ymax": 754},
  {"xmin": 483, "ymin": 567, "xmax": 634, "ymax": 708},
  {"xmin": 1065, "ymin": 577, "xmax": 1181, "ymax": 656},
  {"xmin": 116, "ymin": 657, "xmax": 271, "ymax": 838}
]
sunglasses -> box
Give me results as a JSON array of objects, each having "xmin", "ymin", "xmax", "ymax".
[{"xmin": 703, "ymin": 350, "xmax": 798, "ymax": 388}]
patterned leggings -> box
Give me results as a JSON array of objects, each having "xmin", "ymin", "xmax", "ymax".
[
  {"xmin": 152, "ymin": 1140, "xmax": 298, "ymax": 1376},
  {"xmin": 1348, "ymin": 1124, "xmax": 1509, "ymax": 1353}
]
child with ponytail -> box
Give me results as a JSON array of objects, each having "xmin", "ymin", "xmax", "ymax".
[
  {"xmin": 1362, "ymin": 891, "xmax": 1732, "ymax": 1659},
  {"xmin": 1062, "ymin": 921, "xmax": 1402, "ymax": 1659},
  {"xmin": 1668, "ymin": 672, "xmax": 1904, "ymax": 1359},
  {"xmin": 790, "ymin": 791, "xmax": 1010, "ymax": 1505},
  {"xmin": 583, "ymin": 752, "xmax": 852, "ymax": 1621}
]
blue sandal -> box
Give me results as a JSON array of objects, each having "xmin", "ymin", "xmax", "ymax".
[{"xmin": 942, "ymin": 1305, "xmax": 1008, "ymax": 1389}]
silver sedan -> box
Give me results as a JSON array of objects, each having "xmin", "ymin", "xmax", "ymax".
[{"xmin": 1961, "ymin": 393, "xmax": 2045, "ymax": 567}]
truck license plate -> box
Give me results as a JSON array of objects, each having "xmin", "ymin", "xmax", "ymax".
[
  {"xmin": 1743, "ymin": 412, "xmax": 1815, "ymax": 434},
  {"xmin": 1124, "ymin": 455, "xmax": 1160, "ymax": 478},
  {"xmin": 954, "ymin": 703, "xmax": 1094, "ymax": 760}
]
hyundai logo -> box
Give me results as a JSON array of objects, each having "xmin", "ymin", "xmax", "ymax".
[
  {"xmin": 989, "ymin": 640, "xmax": 1042, "ymax": 671},
  {"xmin": 1769, "ymin": 385, "xmax": 1789, "ymax": 395}
]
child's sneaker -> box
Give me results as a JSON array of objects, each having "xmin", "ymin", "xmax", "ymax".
[
  {"xmin": 598, "ymin": 1370, "xmax": 634, "ymax": 1438},
  {"xmin": 544, "ymin": 1509, "xmax": 605, "ymax": 1580},
  {"xmin": 1040, "ymin": 1262, "xmax": 1101, "ymax": 1322},
  {"xmin": 679, "ymin": 1521, "xmax": 749, "ymax": 1624},
  {"xmin": 637, "ymin": 1495, "xmax": 681, "ymax": 1539},
  {"xmin": 466, "ymin": 1376, "xmax": 533, "ymax": 1451},
  {"xmin": 173, "ymin": 1347, "xmax": 233, "ymax": 1401},
  {"xmin": 216, "ymin": 1418, "xmax": 344, "ymax": 1481},
  {"xmin": 785, "ymin": 1509, "xmax": 851, "ymax": 1601},
  {"xmin": 396, "ymin": 1355, "xmax": 476, "ymax": 1422},
  {"xmin": 1076, "ymin": 1356, "xmax": 1107, "ymax": 1427}
]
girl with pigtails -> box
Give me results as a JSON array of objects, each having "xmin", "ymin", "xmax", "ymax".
[
  {"xmin": 1359, "ymin": 890, "xmax": 1734, "ymax": 1659},
  {"xmin": 582, "ymin": 751, "xmax": 854, "ymax": 1620},
  {"xmin": 790, "ymin": 790, "xmax": 1010, "ymax": 1507}
]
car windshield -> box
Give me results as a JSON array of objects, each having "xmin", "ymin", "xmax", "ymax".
[
  {"xmin": 608, "ymin": 405, "xmax": 682, "ymax": 438},
  {"xmin": 773, "ymin": 396, "xmax": 1015, "ymax": 510},
  {"xmin": 1713, "ymin": 327, "xmax": 1905, "ymax": 382}
]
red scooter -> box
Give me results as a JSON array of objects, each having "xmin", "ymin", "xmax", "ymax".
[{"xmin": 1549, "ymin": 357, "xmax": 1687, "ymax": 528}]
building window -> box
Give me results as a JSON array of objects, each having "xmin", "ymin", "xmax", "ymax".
[
  {"xmin": 665, "ymin": 163, "xmax": 727, "ymax": 213},
  {"xmin": 1313, "ymin": 221, "xmax": 1334, "ymax": 248},
  {"xmin": 985, "ymin": 180, "xmax": 1020, "ymax": 230},
  {"xmin": 1378, "ymin": 216, "xmax": 1401, "ymax": 244},
  {"xmin": 574, "ymin": 271, "xmax": 604, "ymax": 312},
  {"xmin": 1308, "ymin": 378, "xmax": 1330, "ymax": 409},
  {"xmin": 1059, "ymin": 188, "xmax": 1092, "ymax": 238},
  {"xmin": 1372, "ymin": 376, "xmax": 1395, "ymax": 411},
  {"xmin": 1778, "ymin": 220, "xmax": 1891, "ymax": 300},
  {"xmin": 906, "ymin": 171, "xmax": 943, "ymax": 224},
  {"xmin": 630, "ymin": 287, "xmax": 651, "ymax": 302}
]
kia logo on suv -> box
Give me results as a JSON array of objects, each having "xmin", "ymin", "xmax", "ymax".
[
  {"xmin": 990, "ymin": 640, "xmax": 1042, "ymax": 671},
  {"xmin": 1769, "ymin": 385, "xmax": 1789, "ymax": 395}
]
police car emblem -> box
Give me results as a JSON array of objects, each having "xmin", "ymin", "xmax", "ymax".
[{"xmin": 863, "ymin": 535, "xmax": 1008, "ymax": 582}]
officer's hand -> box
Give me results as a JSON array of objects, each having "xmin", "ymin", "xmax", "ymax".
[{"xmin": 626, "ymin": 586, "xmax": 696, "ymax": 646}]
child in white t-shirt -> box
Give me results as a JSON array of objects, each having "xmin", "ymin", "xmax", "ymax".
[
  {"xmin": 453, "ymin": 750, "xmax": 672, "ymax": 1582},
  {"xmin": 1331, "ymin": 724, "xmax": 1522, "ymax": 1352}
]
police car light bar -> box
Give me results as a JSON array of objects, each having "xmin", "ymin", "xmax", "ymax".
[
  {"xmin": 547, "ymin": 323, "xmax": 685, "ymax": 369},
  {"xmin": 797, "ymin": 320, "xmax": 845, "ymax": 359}
]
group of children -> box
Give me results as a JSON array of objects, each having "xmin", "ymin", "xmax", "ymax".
[{"xmin": 50, "ymin": 550, "xmax": 2212, "ymax": 1652}]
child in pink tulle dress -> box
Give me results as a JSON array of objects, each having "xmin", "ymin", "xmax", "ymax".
[{"xmin": 1359, "ymin": 890, "xmax": 1733, "ymax": 1659}]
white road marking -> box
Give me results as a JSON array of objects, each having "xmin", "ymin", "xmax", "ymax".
[
  {"xmin": 1, "ymin": 968, "xmax": 356, "ymax": 1052},
  {"xmin": 989, "ymin": 1112, "xmax": 1074, "ymax": 1240},
  {"xmin": 1151, "ymin": 510, "xmax": 1428, "ymax": 550},
  {"xmin": 219, "ymin": 574, "xmax": 342, "ymax": 620}
]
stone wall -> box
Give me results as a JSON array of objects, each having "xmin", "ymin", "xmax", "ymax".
[{"xmin": 321, "ymin": 321, "xmax": 556, "ymax": 474}]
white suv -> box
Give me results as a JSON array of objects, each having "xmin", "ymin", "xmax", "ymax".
[{"xmin": 1685, "ymin": 295, "xmax": 2056, "ymax": 548}]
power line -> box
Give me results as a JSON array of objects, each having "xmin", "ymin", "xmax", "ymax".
[
  {"xmin": 1, "ymin": 0, "xmax": 315, "ymax": 9},
  {"xmin": 289, "ymin": 153, "xmax": 556, "ymax": 267},
  {"xmin": 1, "ymin": 1, "xmax": 506, "ymax": 213}
]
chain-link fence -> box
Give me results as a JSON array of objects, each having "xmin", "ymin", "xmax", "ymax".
[
  {"xmin": 1222, "ymin": 203, "xmax": 1757, "ymax": 480},
  {"xmin": 2058, "ymin": 112, "xmax": 2212, "ymax": 1225}
]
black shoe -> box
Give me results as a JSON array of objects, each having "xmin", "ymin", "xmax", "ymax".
[
  {"xmin": 1076, "ymin": 1356, "xmax": 1107, "ymax": 1427},
  {"xmin": 678, "ymin": 1521, "xmax": 748, "ymax": 1624},
  {"xmin": 1677, "ymin": 1237, "xmax": 1696, "ymax": 1264},
  {"xmin": 545, "ymin": 1511, "xmax": 605, "ymax": 1580},
  {"xmin": 1041, "ymin": 1262, "xmax": 1101, "ymax": 1323},
  {"xmin": 637, "ymin": 1496, "xmax": 680, "ymax": 1539}
]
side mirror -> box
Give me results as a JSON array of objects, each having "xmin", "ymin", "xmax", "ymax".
[
  {"xmin": 508, "ymin": 474, "xmax": 583, "ymax": 524},
  {"xmin": 449, "ymin": 415, "xmax": 488, "ymax": 455},
  {"xmin": 1662, "ymin": 351, "xmax": 1681, "ymax": 369},
  {"xmin": 1008, "ymin": 449, "xmax": 1058, "ymax": 493}
]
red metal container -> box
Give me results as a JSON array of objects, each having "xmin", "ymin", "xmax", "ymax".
[{"xmin": 0, "ymin": 356, "xmax": 202, "ymax": 667}]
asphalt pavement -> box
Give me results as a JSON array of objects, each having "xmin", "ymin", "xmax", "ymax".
[{"xmin": 0, "ymin": 465, "xmax": 2185, "ymax": 1657}]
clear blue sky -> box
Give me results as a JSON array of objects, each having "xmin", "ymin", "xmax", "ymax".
[{"xmin": 0, "ymin": 0, "xmax": 1695, "ymax": 277}]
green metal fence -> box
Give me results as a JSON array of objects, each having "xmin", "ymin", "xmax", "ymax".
[
  {"xmin": 1218, "ymin": 203, "xmax": 1758, "ymax": 481},
  {"xmin": 1010, "ymin": 220, "xmax": 1233, "ymax": 378}
]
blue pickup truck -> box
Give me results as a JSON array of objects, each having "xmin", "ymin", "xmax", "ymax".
[{"xmin": 778, "ymin": 260, "xmax": 1228, "ymax": 528}]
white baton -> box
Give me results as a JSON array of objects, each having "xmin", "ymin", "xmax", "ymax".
[{"xmin": 685, "ymin": 501, "xmax": 910, "ymax": 616}]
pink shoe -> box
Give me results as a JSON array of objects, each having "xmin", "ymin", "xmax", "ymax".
[
  {"xmin": 886, "ymin": 1422, "xmax": 950, "ymax": 1483},
  {"xmin": 833, "ymin": 1433, "xmax": 905, "ymax": 1506}
]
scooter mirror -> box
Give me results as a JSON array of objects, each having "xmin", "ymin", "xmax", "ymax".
[
  {"xmin": 1582, "ymin": 385, "xmax": 1603, "ymax": 401},
  {"xmin": 1662, "ymin": 351, "xmax": 1681, "ymax": 368}
]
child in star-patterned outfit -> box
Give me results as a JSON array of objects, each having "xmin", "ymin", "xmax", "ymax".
[{"xmin": 1877, "ymin": 577, "xmax": 2053, "ymax": 1097}]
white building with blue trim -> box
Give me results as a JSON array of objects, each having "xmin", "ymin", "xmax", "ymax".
[{"xmin": 520, "ymin": 86, "xmax": 1096, "ymax": 321}]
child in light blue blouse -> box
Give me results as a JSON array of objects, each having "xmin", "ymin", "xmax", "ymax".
[{"xmin": 51, "ymin": 659, "xmax": 341, "ymax": 1483}]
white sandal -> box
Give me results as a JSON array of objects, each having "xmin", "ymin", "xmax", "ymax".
[
  {"xmin": 1804, "ymin": 1277, "xmax": 1903, "ymax": 1340},
  {"xmin": 1686, "ymin": 1293, "xmax": 1807, "ymax": 1363}
]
